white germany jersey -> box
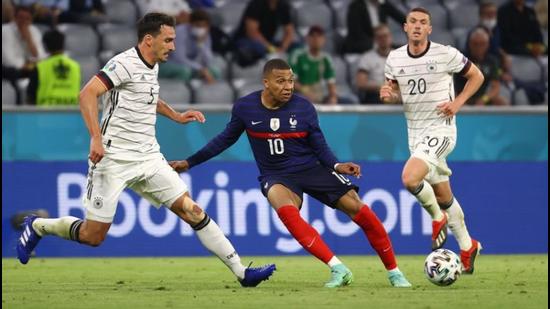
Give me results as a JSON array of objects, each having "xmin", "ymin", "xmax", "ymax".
[
  {"xmin": 384, "ymin": 41, "xmax": 470, "ymax": 150},
  {"xmin": 96, "ymin": 47, "xmax": 161, "ymax": 161}
]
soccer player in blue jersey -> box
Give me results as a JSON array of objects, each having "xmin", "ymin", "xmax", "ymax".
[{"xmin": 169, "ymin": 59, "xmax": 411, "ymax": 288}]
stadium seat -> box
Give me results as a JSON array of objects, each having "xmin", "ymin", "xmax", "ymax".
[
  {"xmin": 293, "ymin": 2, "xmax": 333, "ymax": 35},
  {"xmin": 331, "ymin": 56, "xmax": 349, "ymax": 86},
  {"xmin": 211, "ymin": 1, "xmax": 247, "ymax": 35},
  {"xmin": 194, "ymin": 82, "xmax": 235, "ymax": 104},
  {"xmin": 510, "ymin": 55, "xmax": 544, "ymax": 83},
  {"xmin": 333, "ymin": 1, "xmax": 348, "ymax": 37},
  {"xmin": 388, "ymin": 18, "xmax": 407, "ymax": 46},
  {"xmin": 447, "ymin": 2, "xmax": 479, "ymax": 30},
  {"xmin": 105, "ymin": 0, "xmax": 138, "ymax": 25},
  {"xmin": 513, "ymin": 88, "xmax": 530, "ymax": 105},
  {"xmin": 452, "ymin": 28, "xmax": 469, "ymax": 52},
  {"xmin": 213, "ymin": 54, "xmax": 229, "ymax": 81},
  {"xmin": 337, "ymin": 83, "xmax": 359, "ymax": 104},
  {"xmin": 57, "ymin": 24, "xmax": 99, "ymax": 57},
  {"xmin": 2, "ymin": 80, "xmax": 17, "ymax": 106},
  {"xmin": 430, "ymin": 30, "xmax": 455, "ymax": 46},
  {"xmin": 74, "ymin": 56, "xmax": 100, "ymax": 87},
  {"xmin": 499, "ymin": 84, "xmax": 512, "ymax": 104},
  {"xmin": 98, "ymin": 24, "xmax": 138, "ymax": 63},
  {"xmin": 158, "ymin": 79, "xmax": 192, "ymax": 104},
  {"xmin": 235, "ymin": 82, "xmax": 264, "ymax": 98},
  {"xmin": 408, "ymin": 3, "xmax": 448, "ymax": 29},
  {"xmin": 230, "ymin": 59, "xmax": 266, "ymax": 89}
]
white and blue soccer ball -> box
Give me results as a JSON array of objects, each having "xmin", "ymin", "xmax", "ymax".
[{"xmin": 424, "ymin": 248, "xmax": 462, "ymax": 286}]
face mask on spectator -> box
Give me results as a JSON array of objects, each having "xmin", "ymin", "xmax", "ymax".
[
  {"xmin": 481, "ymin": 19, "xmax": 497, "ymax": 30},
  {"xmin": 191, "ymin": 26, "xmax": 208, "ymax": 38}
]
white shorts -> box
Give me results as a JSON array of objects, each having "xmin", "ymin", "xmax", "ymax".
[
  {"xmin": 83, "ymin": 154, "xmax": 187, "ymax": 223},
  {"xmin": 411, "ymin": 135, "xmax": 455, "ymax": 185}
]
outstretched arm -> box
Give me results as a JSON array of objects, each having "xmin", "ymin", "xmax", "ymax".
[
  {"xmin": 157, "ymin": 98, "xmax": 206, "ymax": 124},
  {"xmin": 169, "ymin": 108, "xmax": 246, "ymax": 172}
]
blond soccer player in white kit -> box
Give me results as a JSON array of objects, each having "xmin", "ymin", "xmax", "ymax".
[
  {"xmin": 16, "ymin": 13, "xmax": 275, "ymax": 287},
  {"xmin": 380, "ymin": 7, "xmax": 484, "ymax": 274}
]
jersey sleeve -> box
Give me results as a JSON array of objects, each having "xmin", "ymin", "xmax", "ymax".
[
  {"xmin": 96, "ymin": 58, "xmax": 133, "ymax": 90},
  {"xmin": 186, "ymin": 103, "xmax": 246, "ymax": 168},
  {"xmin": 384, "ymin": 53, "xmax": 396, "ymax": 82},
  {"xmin": 447, "ymin": 46, "xmax": 471, "ymax": 76},
  {"xmin": 306, "ymin": 103, "xmax": 339, "ymax": 169}
]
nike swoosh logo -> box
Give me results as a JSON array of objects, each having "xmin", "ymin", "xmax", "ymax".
[
  {"xmin": 251, "ymin": 121, "xmax": 262, "ymax": 125},
  {"xmin": 306, "ymin": 237, "xmax": 316, "ymax": 248}
]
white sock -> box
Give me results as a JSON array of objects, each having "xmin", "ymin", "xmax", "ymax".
[
  {"xmin": 413, "ymin": 181, "xmax": 444, "ymax": 221},
  {"xmin": 327, "ymin": 256, "xmax": 342, "ymax": 267},
  {"xmin": 194, "ymin": 216, "xmax": 246, "ymax": 280},
  {"xmin": 444, "ymin": 198, "xmax": 472, "ymax": 251},
  {"xmin": 32, "ymin": 216, "xmax": 82, "ymax": 240}
]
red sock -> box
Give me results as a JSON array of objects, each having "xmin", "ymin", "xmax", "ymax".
[
  {"xmin": 353, "ymin": 206, "xmax": 397, "ymax": 270},
  {"xmin": 277, "ymin": 205, "xmax": 334, "ymax": 264}
]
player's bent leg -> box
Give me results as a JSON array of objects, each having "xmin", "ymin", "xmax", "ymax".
[
  {"xmin": 432, "ymin": 182, "xmax": 479, "ymax": 272},
  {"xmin": 77, "ymin": 219, "xmax": 111, "ymax": 247},
  {"xmin": 403, "ymin": 158, "xmax": 446, "ymax": 250},
  {"xmin": 169, "ymin": 193, "xmax": 275, "ymax": 287},
  {"xmin": 268, "ymin": 184, "xmax": 351, "ymax": 287},
  {"xmin": 17, "ymin": 215, "xmax": 109, "ymax": 264},
  {"xmin": 269, "ymin": 185, "xmax": 334, "ymax": 264},
  {"xmin": 433, "ymin": 182, "xmax": 474, "ymax": 251}
]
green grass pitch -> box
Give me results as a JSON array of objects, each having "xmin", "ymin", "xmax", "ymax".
[{"xmin": 3, "ymin": 255, "xmax": 548, "ymax": 309}]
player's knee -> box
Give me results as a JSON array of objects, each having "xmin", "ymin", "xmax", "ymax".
[
  {"xmin": 173, "ymin": 195, "xmax": 205, "ymax": 225},
  {"xmin": 402, "ymin": 172, "xmax": 421, "ymax": 191}
]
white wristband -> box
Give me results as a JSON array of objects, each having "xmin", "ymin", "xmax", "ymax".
[{"xmin": 334, "ymin": 163, "xmax": 340, "ymax": 170}]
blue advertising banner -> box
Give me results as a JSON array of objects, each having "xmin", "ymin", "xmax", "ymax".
[{"xmin": 2, "ymin": 161, "xmax": 547, "ymax": 257}]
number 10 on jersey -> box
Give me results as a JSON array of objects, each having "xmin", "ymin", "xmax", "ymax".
[{"xmin": 268, "ymin": 138, "xmax": 284, "ymax": 155}]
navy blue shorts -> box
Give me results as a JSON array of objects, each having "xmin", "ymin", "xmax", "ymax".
[{"xmin": 259, "ymin": 165, "xmax": 359, "ymax": 208}]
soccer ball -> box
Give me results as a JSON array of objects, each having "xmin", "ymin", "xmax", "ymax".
[{"xmin": 424, "ymin": 248, "xmax": 462, "ymax": 286}]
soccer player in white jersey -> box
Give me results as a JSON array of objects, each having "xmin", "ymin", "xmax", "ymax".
[
  {"xmin": 16, "ymin": 13, "xmax": 276, "ymax": 287},
  {"xmin": 380, "ymin": 7, "xmax": 484, "ymax": 274}
]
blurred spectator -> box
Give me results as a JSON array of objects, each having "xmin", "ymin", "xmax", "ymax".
[
  {"xmin": 57, "ymin": 0, "xmax": 108, "ymax": 25},
  {"xmin": 16, "ymin": 0, "xmax": 62, "ymax": 26},
  {"xmin": 498, "ymin": 0, "xmax": 546, "ymax": 57},
  {"xmin": 534, "ymin": 0, "xmax": 547, "ymax": 29},
  {"xmin": 355, "ymin": 24, "xmax": 393, "ymax": 104},
  {"xmin": 233, "ymin": 0, "xmax": 295, "ymax": 66},
  {"xmin": 344, "ymin": 0, "xmax": 405, "ymax": 54},
  {"xmin": 289, "ymin": 26, "xmax": 337, "ymax": 105},
  {"xmin": 456, "ymin": 28, "xmax": 509, "ymax": 106},
  {"xmin": 3, "ymin": 0, "xmax": 14, "ymax": 24},
  {"xmin": 27, "ymin": 30, "xmax": 80, "ymax": 105},
  {"xmin": 137, "ymin": 0, "xmax": 190, "ymax": 24},
  {"xmin": 2, "ymin": 5, "xmax": 46, "ymax": 70},
  {"xmin": 160, "ymin": 9, "xmax": 219, "ymax": 84},
  {"xmin": 467, "ymin": 1, "xmax": 514, "ymax": 85}
]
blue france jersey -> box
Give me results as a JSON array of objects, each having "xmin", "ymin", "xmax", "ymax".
[{"xmin": 186, "ymin": 91, "xmax": 339, "ymax": 176}]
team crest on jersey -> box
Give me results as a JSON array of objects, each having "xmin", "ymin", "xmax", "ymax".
[
  {"xmin": 93, "ymin": 197, "xmax": 103, "ymax": 209},
  {"xmin": 270, "ymin": 118, "xmax": 280, "ymax": 131},
  {"xmin": 289, "ymin": 115, "xmax": 297, "ymax": 129},
  {"xmin": 426, "ymin": 60, "xmax": 437, "ymax": 72}
]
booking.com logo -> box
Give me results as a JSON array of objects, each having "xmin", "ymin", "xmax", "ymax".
[{"xmin": 57, "ymin": 170, "xmax": 432, "ymax": 253}]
